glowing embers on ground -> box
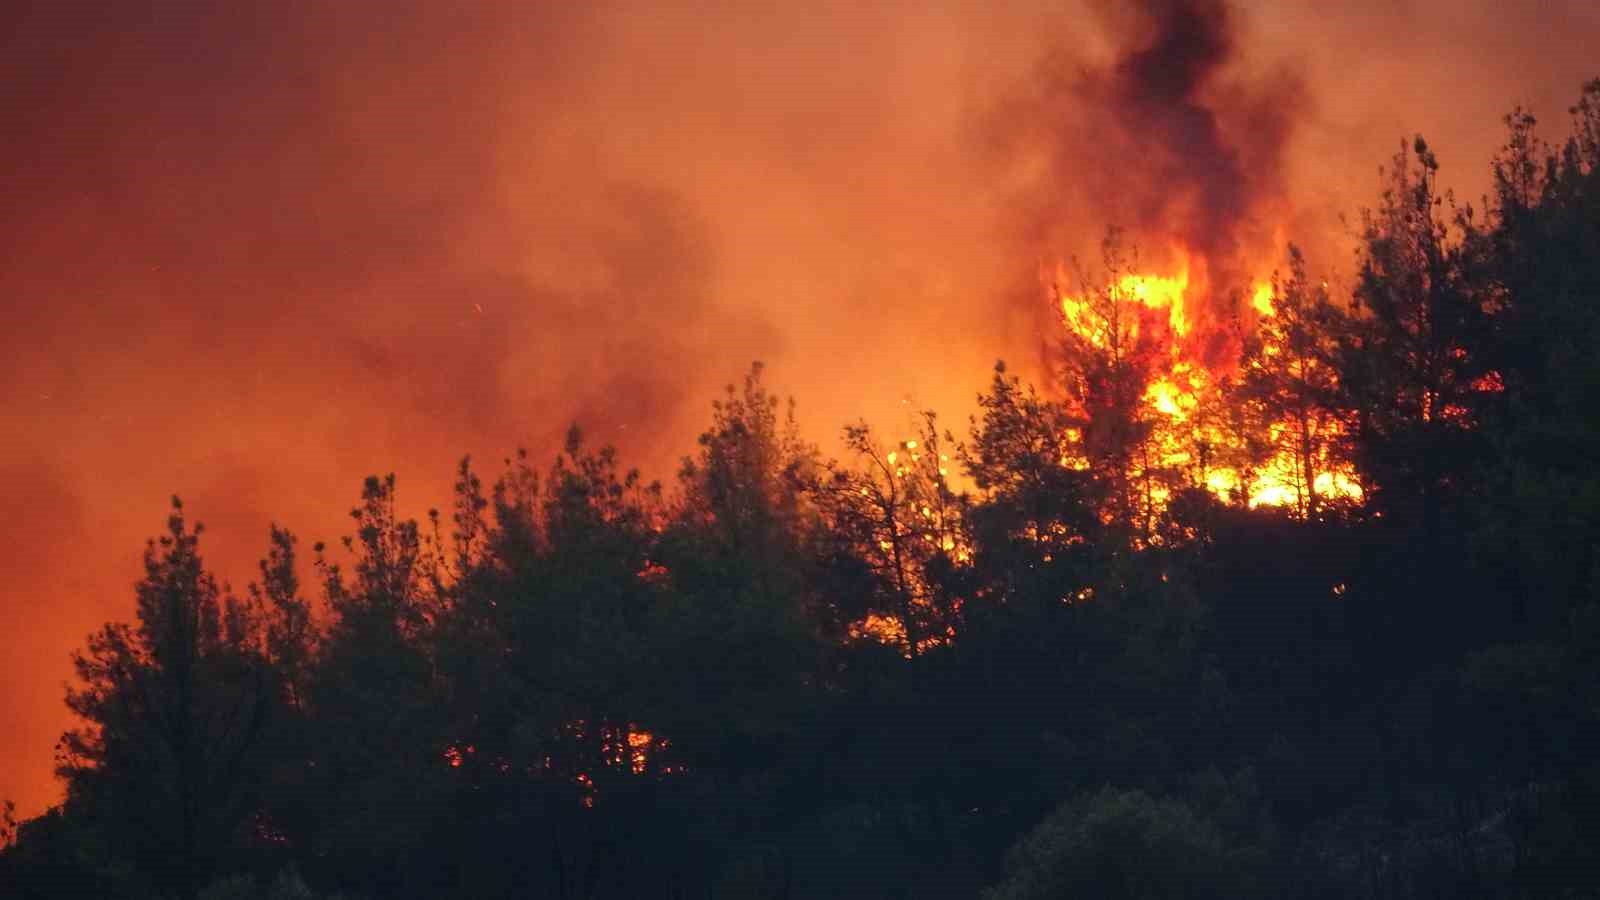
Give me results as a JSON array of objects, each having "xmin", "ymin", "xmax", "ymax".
[
  {"xmin": 1053, "ymin": 252, "xmax": 1362, "ymax": 514},
  {"xmin": 443, "ymin": 722, "xmax": 679, "ymax": 810}
]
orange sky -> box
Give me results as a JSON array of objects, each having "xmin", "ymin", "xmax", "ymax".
[{"xmin": 2, "ymin": 0, "xmax": 1596, "ymax": 819}]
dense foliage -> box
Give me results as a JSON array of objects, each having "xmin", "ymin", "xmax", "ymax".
[{"xmin": 5, "ymin": 82, "xmax": 1599, "ymax": 900}]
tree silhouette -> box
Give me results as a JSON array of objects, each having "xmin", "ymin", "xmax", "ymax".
[
  {"xmin": 1335, "ymin": 138, "xmax": 1496, "ymax": 530},
  {"xmin": 57, "ymin": 499, "xmax": 271, "ymax": 900}
]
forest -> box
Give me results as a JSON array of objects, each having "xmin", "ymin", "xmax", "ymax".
[{"xmin": 2, "ymin": 81, "xmax": 1598, "ymax": 899}]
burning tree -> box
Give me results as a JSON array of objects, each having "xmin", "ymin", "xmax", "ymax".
[
  {"xmin": 806, "ymin": 413, "xmax": 968, "ymax": 658},
  {"xmin": 1050, "ymin": 229, "xmax": 1364, "ymax": 534},
  {"xmin": 1231, "ymin": 246, "xmax": 1359, "ymax": 518},
  {"xmin": 1053, "ymin": 232, "xmax": 1186, "ymax": 539}
]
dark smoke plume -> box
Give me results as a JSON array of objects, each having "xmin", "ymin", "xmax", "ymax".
[
  {"xmin": 992, "ymin": 0, "xmax": 1304, "ymax": 321},
  {"xmin": 1107, "ymin": 0, "xmax": 1250, "ymax": 263}
]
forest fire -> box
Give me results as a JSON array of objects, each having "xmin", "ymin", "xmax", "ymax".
[
  {"xmin": 1051, "ymin": 244, "xmax": 1362, "ymax": 516},
  {"xmin": 5, "ymin": 0, "xmax": 1597, "ymax": 892}
]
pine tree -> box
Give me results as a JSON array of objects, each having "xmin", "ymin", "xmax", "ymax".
[{"xmin": 58, "ymin": 499, "xmax": 271, "ymax": 900}]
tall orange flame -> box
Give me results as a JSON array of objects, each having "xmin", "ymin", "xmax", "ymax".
[{"xmin": 1054, "ymin": 250, "xmax": 1361, "ymax": 514}]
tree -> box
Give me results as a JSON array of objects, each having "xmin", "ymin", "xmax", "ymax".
[
  {"xmin": 1478, "ymin": 81, "xmax": 1600, "ymax": 634},
  {"xmin": 243, "ymin": 525, "xmax": 318, "ymax": 876},
  {"xmin": 960, "ymin": 362, "xmax": 1110, "ymax": 622},
  {"xmin": 675, "ymin": 362, "xmax": 816, "ymax": 562},
  {"xmin": 805, "ymin": 412, "xmax": 966, "ymax": 659},
  {"xmin": 437, "ymin": 430, "xmax": 680, "ymax": 898},
  {"xmin": 1231, "ymin": 246, "xmax": 1354, "ymax": 518},
  {"xmin": 1335, "ymin": 138, "xmax": 1496, "ymax": 530},
  {"xmin": 57, "ymin": 499, "xmax": 272, "ymax": 900},
  {"xmin": 1054, "ymin": 232, "xmax": 1173, "ymax": 538},
  {"xmin": 655, "ymin": 363, "xmax": 825, "ymax": 760},
  {"xmin": 250, "ymin": 526, "xmax": 313, "ymax": 713},
  {"xmin": 983, "ymin": 787, "xmax": 1268, "ymax": 900},
  {"xmin": 298, "ymin": 474, "xmax": 449, "ymax": 896}
]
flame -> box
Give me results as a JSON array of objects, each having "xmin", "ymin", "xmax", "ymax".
[
  {"xmin": 626, "ymin": 730, "xmax": 655, "ymax": 775},
  {"xmin": 1057, "ymin": 252, "xmax": 1192, "ymax": 348},
  {"xmin": 1054, "ymin": 256, "xmax": 1362, "ymax": 514},
  {"xmin": 1250, "ymin": 281, "xmax": 1275, "ymax": 316},
  {"xmin": 851, "ymin": 612, "xmax": 907, "ymax": 645},
  {"xmin": 1122, "ymin": 268, "xmax": 1191, "ymax": 337}
]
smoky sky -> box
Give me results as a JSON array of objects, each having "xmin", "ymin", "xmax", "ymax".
[
  {"xmin": 2, "ymin": 0, "xmax": 1595, "ymax": 817},
  {"xmin": 983, "ymin": 0, "xmax": 1307, "ymax": 370},
  {"xmin": 1100, "ymin": 0, "xmax": 1292, "ymax": 269}
]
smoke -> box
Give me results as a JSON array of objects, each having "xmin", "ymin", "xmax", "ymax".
[
  {"xmin": 988, "ymin": 0, "xmax": 1304, "ymax": 346},
  {"xmin": 1102, "ymin": 0, "xmax": 1266, "ymax": 264}
]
